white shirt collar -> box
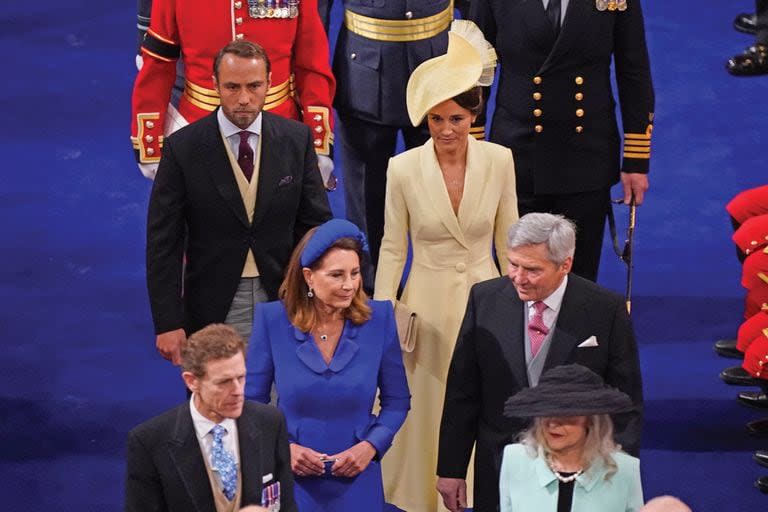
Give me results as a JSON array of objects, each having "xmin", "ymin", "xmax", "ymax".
[
  {"xmin": 189, "ymin": 393, "xmax": 238, "ymax": 442},
  {"xmin": 217, "ymin": 108, "xmax": 262, "ymax": 139},
  {"xmin": 527, "ymin": 274, "xmax": 568, "ymax": 314}
]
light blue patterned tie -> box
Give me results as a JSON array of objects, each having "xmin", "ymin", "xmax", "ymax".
[{"xmin": 210, "ymin": 424, "xmax": 237, "ymax": 501}]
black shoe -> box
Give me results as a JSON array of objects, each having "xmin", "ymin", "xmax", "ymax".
[
  {"xmin": 714, "ymin": 338, "xmax": 742, "ymax": 359},
  {"xmin": 727, "ymin": 45, "xmax": 768, "ymax": 76},
  {"xmin": 755, "ymin": 450, "xmax": 768, "ymax": 469},
  {"xmin": 746, "ymin": 417, "xmax": 768, "ymax": 437},
  {"xmin": 720, "ymin": 365, "xmax": 761, "ymax": 386},
  {"xmin": 756, "ymin": 475, "xmax": 768, "ymax": 493},
  {"xmin": 738, "ymin": 391, "xmax": 768, "ymax": 409},
  {"xmin": 734, "ymin": 12, "xmax": 757, "ymax": 35}
]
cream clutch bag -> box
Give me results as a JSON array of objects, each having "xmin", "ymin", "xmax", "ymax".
[{"xmin": 394, "ymin": 301, "xmax": 418, "ymax": 352}]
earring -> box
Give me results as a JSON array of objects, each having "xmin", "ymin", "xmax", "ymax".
[{"xmin": 307, "ymin": 287, "xmax": 314, "ymax": 298}]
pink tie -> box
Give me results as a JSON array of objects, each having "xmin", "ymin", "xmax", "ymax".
[{"xmin": 529, "ymin": 301, "xmax": 549, "ymax": 358}]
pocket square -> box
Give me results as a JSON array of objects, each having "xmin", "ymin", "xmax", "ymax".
[
  {"xmin": 577, "ymin": 336, "xmax": 599, "ymax": 348},
  {"xmin": 262, "ymin": 473, "xmax": 273, "ymax": 484},
  {"xmin": 278, "ymin": 175, "xmax": 294, "ymax": 187}
]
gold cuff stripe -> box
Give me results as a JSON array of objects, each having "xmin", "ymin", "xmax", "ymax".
[
  {"xmin": 759, "ymin": 272, "xmax": 768, "ymax": 286},
  {"xmin": 308, "ymin": 106, "xmax": 332, "ymax": 155},
  {"xmin": 624, "ymin": 139, "xmax": 651, "ymax": 147},
  {"xmin": 624, "ymin": 133, "xmax": 651, "ymax": 141},
  {"xmin": 147, "ymin": 28, "xmax": 177, "ymax": 46},
  {"xmin": 623, "ymin": 152, "xmax": 651, "ymax": 159},
  {"xmin": 142, "ymin": 48, "xmax": 175, "ymax": 63},
  {"xmin": 136, "ymin": 113, "xmax": 161, "ymax": 163},
  {"xmin": 623, "ymin": 146, "xmax": 651, "ymax": 154},
  {"xmin": 344, "ymin": 4, "xmax": 452, "ymax": 42}
]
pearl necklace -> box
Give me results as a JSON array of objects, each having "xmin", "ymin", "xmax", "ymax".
[{"xmin": 546, "ymin": 456, "xmax": 583, "ymax": 483}]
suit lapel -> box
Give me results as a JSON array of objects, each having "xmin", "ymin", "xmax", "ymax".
[
  {"xmin": 540, "ymin": 0, "xmax": 590, "ymax": 73},
  {"xmin": 167, "ymin": 403, "xmax": 215, "ymax": 512},
  {"xmin": 498, "ymin": 280, "xmax": 530, "ymax": 388},
  {"xmin": 252, "ymin": 113, "xmax": 281, "ymax": 226},
  {"xmin": 543, "ymin": 277, "xmax": 588, "ymax": 369},
  {"xmin": 197, "ymin": 112, "xmax": 250, "ymax": 228},
  {"xmin": 418, "ymin": 140, "xmax": 469, "ymax": 248},
  {"xmin": 456, "ymin": 136, "xmax": 482, "ymax": 233},
  {"xmin": 237, "ymin": 408, "xmax": 263, "ymax": 505}
]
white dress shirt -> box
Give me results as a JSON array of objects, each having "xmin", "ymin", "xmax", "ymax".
[
  {"xmin": 526, "ymin": 274, "xmax": 568, "ymax": 329},
  {"xmin": 189, "ymin": 394, "xmax": 240, "ymax": 466},
  {"xmin": 217, "ymin": 108, "xmax": 262, "ymax": 161}
]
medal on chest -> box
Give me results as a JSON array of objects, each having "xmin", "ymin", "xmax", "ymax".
[
  {"xmin": 247, "ymin": 0, "xmax": 299, "ymax": 19},
  {"xmin": 596, "ymin": 0, "xmax": 627, "ymax": 11}
]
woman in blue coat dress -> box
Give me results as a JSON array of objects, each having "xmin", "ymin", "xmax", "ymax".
[{"xmin": 245, "ymin": 219, "xmax": 410, "ymax": 512}]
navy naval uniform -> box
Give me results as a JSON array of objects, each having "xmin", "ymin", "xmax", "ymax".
[
  {"xmin": 471, "ymin": 0, "xmax": 654, "ymax": 281},
  {"xmin": 323, "ymin": 1, "xmax": 463, "ymax": 275}
]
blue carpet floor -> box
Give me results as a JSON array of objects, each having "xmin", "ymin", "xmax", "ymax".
[{"xmin": 1, "ymin": 0, "xmax": 767, "ymax": 510}]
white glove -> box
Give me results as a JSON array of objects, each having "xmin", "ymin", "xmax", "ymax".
[
  {"xmin": 317, "ymin": 155, "xmax": 336, "ymax": 191},
  {"xmin": 136, "ymin": 54, "xmax": 144, "ymax": 70},
  {"xmin": 139, "ymin": 163, "xmax": 158, "ymax": 180}
]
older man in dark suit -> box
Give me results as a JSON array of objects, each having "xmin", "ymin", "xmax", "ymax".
[
  {"xmin": 125, "ymin": 324, "xmax": 297, "ymax": 512},
  {"xmin": 146, "ymin": 40, "xmax": 332, "ymax": 365},
  {"xmin": 436, "ymin": 213, "xmax": 643, "ymax": 512}
]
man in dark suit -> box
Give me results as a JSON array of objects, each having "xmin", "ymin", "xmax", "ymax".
[
  {"xmin": 125, "ymin": 324, "xmax": 297, "ymax": 512},
  {"xmin": 147, "ymin": 40, "xmax": 332, "ymax": 365},
  {"xmin": 436, "ymin": 213, "xmax": 643, "ymax": 512},
  {"xmin": 470, "ymin": 0, "xmax": 655, "ymax": 281}
]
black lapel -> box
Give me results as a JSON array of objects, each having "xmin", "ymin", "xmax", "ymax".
[
  {"xmin": 195, "ymin": 111, "xmax": 250, "ymax": 228},
  {"xmin": 498, "ymin": 280, "xmax": 530, "ymax": 388},
  {"xmin": 252, "ymin": 113, "xmax": 282, "ymax": 226},
  {"xmin": 519, "ymin": 0, "xmax": 558, "ymax": 55},
  {"xmin": 540, "ymin": 0, "xmax": 591, "ymax": 73},
  {"xmin": 237, "ymin": 406, "xmax": 263, "ymax": 505},
  {"xmin": 167, "ymin": 403, "xmax": 215, "ymax": 512},
  {"xmin": 543, "ymin": 277, "xmax": 588, "ymax": 370}
]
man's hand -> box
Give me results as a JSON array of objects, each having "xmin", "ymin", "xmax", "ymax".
[
  {"xmin": 156, "ymin": 328, "xmax": 186, "ymax": 365},
  {"xmin": 437, "ymin": 477, "xmax": 467, "ymax": 512},
  {"xmin": 329, "ymin": 441, "xmax": 376, "ymax": 478},
  {"xmin": 290, "ymin": 443, "xmax": 326, "ymax": 477},
  {"xmin": 620, "ymin": 172, "xmax": 649, "ymax": 205}
]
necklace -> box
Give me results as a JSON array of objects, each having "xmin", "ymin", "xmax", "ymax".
[{"xmin": 546, "ymin": 455, "xmax": 583, "ymax": 483}]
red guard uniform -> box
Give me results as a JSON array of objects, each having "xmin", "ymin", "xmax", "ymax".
[
  {"xmin": 742, "ymin": 329, "xmax": 768, "ymax": 380},
  {"xmin": 131, "ymin": 0, "xmax": 335, "ymax": 167}
]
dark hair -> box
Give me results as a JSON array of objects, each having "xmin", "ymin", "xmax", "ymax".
[
  {"xmin": 181, "ymin": 324, "xmax": 246, "ymax": 377},
  {"xmin": 213, "ymin": 40, "xmax": 271, "ymax": 78},
  {"xmin": 452, "ymin": 86, "xmax": 483, "ymax": 116},
  {"xmin": 279, "ymin": 229, "xmax": 371, "ymax": 331}
]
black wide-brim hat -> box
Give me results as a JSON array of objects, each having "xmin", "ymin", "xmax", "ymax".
[{"xmin": 503, "ymin": 364, "xmax": 635, "ymax": 418}]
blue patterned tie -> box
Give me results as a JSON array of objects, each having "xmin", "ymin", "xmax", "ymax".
[{"xmin": 211, "ymin": 424, "xmax": 237, "ymax": 501}]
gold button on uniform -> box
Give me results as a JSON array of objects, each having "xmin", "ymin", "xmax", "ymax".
[
  {"xmin": 575, "ymin": 92, "xmax": 584, "ymax": 101},
  {"xmin": 575, "ymin": 76, "xmax": 584, "ymax": 85},
  {"xmin": 145, "ymin": 135, "xmax": 154, "ymax": 143},
  {"xmin": 313, "ymin": 114, "xmax": 322, "ymax": 121},
  {"xmin": 146, "ymin": 148, "xmax": 155, "ymax": 156},
  {"xmin": 533, "ymin": 92, "xmax": 542, "ymax": 100},
  {"xmin": 575, "ymin": 126, "xmax": 583, "ymax": 133},
  {"xmin": 235, "ymin": 33, "xmax": 244, "ymax": 40},
  {"xmin": 533, "ymin": 76, "xmax": 542, "ymax": 84},
  {"xmin": 314, "ymin": 139, "xmax": 322, "ymax": 147},
  {"xmin": 405, "ymin": 11, "xmax": 413, "ymax": 19},
  {"xmin": 533, "ymin": 109, "xmax": 542, "ymax": 117},
  {"xmin": 234, "ymin": 1, "xmax": 242, "ymax": 7},
  {"xmin": 145, "ymin": 120, "xmax": 154, "ymax": 129},
  {"xmin": 576, "ymin": 108, "xmax": 585, "ymax": 117},
  {"xmin": 535, "ymin": 125, "xmax": 543, "ymax": 133},
  {"xmin": 235, "ymin": 17, "xmax": 243, "ymax": 25},
  {"xmin": 314, "ymin": 126, "xmax": 322, "ymax": 133}
]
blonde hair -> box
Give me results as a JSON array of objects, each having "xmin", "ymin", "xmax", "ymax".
[
  {"xmin": 519, "ymin": 414, "xmax": 620, "ymax": 480},
  {"xmin": 279, "ymin": 228, "xmax": 371, "ymax": 332}
]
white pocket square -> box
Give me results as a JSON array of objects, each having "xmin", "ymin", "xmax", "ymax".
[
  {"xmin": 577, "ymin": 336, "xmax": 599, "ymax": 348},
  {"xmin": 262, "ymin": 473, "xmax": 273, "ymax": 484}
]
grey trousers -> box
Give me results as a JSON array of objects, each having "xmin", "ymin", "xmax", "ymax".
[{"xmin": 224, "ymin": 277, "xmax": 268, "ymax": 342}]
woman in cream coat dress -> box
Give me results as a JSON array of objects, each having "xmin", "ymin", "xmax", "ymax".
[{"xmin": 374, "ymin": 21, "xmax": 518, "ymax": 512}]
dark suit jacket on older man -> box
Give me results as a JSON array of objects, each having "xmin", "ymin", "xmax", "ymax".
[
  {"xmin": 146, "ymin": 109, "xmax": 332, "ymax": 336},
  {"xmin": 437, "ymin": 274, "xmax": 643, "ymax": 512},
  {"xmin": 124, "ymin": 401, "xmax": 297, "ymax": 512}
]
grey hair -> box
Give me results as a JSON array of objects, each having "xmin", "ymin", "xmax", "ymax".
[
  {"xmin": 506, "ymin": 213, "xmax": 576, "ymax": 265},
  {"xmin": 518, "ymin": 414, "xmax": 620, "ymax": 480}
]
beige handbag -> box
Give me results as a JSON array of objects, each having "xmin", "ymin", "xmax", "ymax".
[{"xmin": 394, "ymin": 301, "xmax": 418, "ymax": 352}]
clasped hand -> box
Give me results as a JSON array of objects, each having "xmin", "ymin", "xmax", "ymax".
[{"xmin": 290, "ymin": 441, "xmax": 376, "ymax": 478}]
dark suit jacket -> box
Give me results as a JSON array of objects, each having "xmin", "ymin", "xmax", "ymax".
[
  {"xmin": 470, "ymin": 0, "xmax": 654, "ymax": 195},
  {"xmin": 146, "ymin": 110, "xmax": 332, "ymax": 335},
  {"xmin": 437, "ymin": 274, "xmax": 643, "ymax": 512},
  {"xmin": 125, "ymin": 401, "xmax": 297, "ymax": 512}
]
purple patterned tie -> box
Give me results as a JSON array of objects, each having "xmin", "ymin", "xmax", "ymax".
[
  {"xmin": 237, "ymin": 131, "xmax": 254, "ymax": 181},
  {"xmin": 529, "ymin": 301, "xmax": 549, "ymax": 358}
]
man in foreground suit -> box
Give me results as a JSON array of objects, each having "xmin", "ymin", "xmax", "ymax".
[
  {"xmin": 436, "ymin": 213, "xmax": 643, "ymax": 512},
  {"xmin": 125, "ymin": 324, "xmax": 297, "ymax": 512},
  {"xmin": 147, "ymin": 40, "xmax": 332, "ymax": 365}
]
